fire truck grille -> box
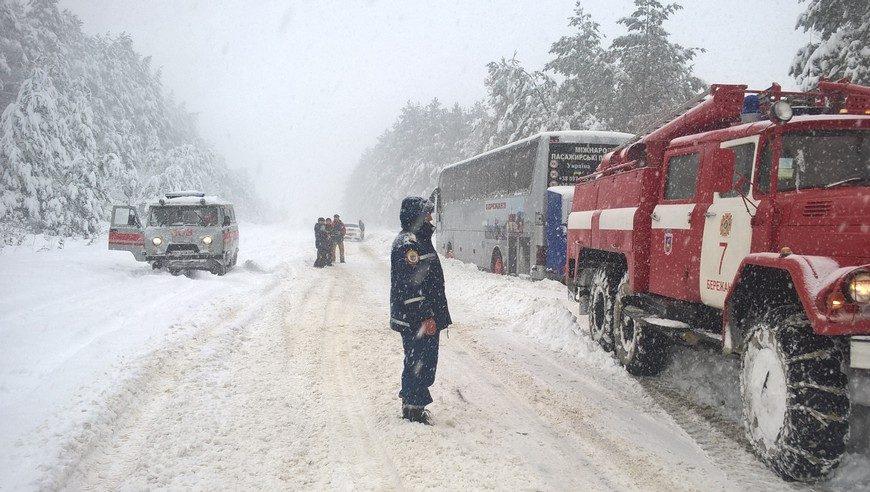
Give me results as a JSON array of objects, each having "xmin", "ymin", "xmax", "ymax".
[{"xmin": 802, "ymin": 201, "xmax": 832, "ymax": 217}]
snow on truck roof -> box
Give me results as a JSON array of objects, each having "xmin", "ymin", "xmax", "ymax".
[
  {"xmin": 440, "ymin": 130, "xmax": 634, "ymax": 173},
  {"xmin": 146, "ymin": 194, "xmax": 232, "ymax": 207},
  {"xmin": 667, "ymin": 113, "xmax": 869, "ymax": 148}
]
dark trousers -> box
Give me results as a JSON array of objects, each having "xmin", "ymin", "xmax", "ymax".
[
  {"xmin": 399, "ymin": 329, "xmax": 440, "ymax": 407},
  {"xmin": 325, "ymin": 242, "xmax": 334, "ymax": 265},
  {"xmin": 314, "ymin": 246, "xmax": 327, "ymax": 267}
]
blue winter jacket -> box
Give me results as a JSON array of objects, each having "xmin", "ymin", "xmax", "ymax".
[{"xmin": 389, "ymin": 197, "xmax": 452, "ymax": 332}]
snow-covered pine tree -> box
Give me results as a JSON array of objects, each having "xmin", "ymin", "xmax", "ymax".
[
  {"xmin": 790, "ymin": 0, "xmax": 870, "ymax": 88},
  {"xmin": 545, "ymin": 3, "xmax": 614, "ymax": 130},
  {"xmin": 608, "ymin": 0, "xmax": 705, "ymax": 132},
  {"xmin": 343, "ymin": 99, "xmax": 474, "ymax": 224},
  {"xmin": 0, "ymin": 0, "xmax": 263, "ymax": 238},
  {"xmin": 477, "ymin": 55, "xmax": 566, "ymax": 150}
]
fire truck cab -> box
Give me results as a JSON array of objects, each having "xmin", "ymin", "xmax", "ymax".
[{"xmin": 566, "ymin": 81, "xmax": 869, "ymax": 481}]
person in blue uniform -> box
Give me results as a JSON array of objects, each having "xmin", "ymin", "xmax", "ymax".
[{"xmin": 390, "ymin": 196, "xmax": 452, "ymax": 424}]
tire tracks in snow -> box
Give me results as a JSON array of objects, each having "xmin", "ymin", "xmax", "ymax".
[
  {"xmin": 52, "ymin": 271, "xmax": 289, "ymax": 489},
  {"xmin": 638, "ymin": 378, "xmax": 814, "ymax": 491},
  {"xmin": 304, "ymin": 268, "xmax": 405, "ymax": 489}
]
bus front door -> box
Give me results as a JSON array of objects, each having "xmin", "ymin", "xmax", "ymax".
[{"xmin": 519, "ymin": 237, "xmax": 531, "ymax": 275}]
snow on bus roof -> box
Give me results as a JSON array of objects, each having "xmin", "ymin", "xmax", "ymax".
[
  {"xmin": 440, "ymin": 130, "xmax": 634, "ymax": 173},
  {"xmin": 547, "ymin": 185, "xmax": 576, "ymax": 196}
]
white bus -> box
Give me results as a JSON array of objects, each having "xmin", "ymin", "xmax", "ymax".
[{"xmin": 435, "ymin": 130, "xmax": 632, "ymax": 278}]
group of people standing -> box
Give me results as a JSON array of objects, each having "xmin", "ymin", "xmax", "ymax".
[{"xmin": 314, "ymin": 214, "xmax": 346, "ymax": 267}]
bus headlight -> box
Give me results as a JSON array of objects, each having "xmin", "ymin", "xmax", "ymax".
[
  {"xmin": 201, "ymin": 235, "xmax": 213, "ymax": 245},
  {"xmin": 848, "ymin": 272, "xmax": 870, "ymax": 304},
  {"xmin": 152, "ymin": 237, "xmax": 163, "ymax": 246}
]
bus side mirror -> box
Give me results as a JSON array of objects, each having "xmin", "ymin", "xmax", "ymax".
[{"xmin": 713, "ymin": 148, "xmax": 736, "ymax": 194}]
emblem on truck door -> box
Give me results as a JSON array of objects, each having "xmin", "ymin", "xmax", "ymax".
[
  {"xmin": 663, "ymin": 229, "xmax": 673, "ymax": 255},
  {"xmin": 719, "ymin": 212, "xmax": 733, "ymax": 237}
]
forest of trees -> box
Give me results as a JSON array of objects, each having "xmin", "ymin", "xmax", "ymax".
[
  {"xmin": 344, "ymin": 0, "xmax": 870, "ymax": 225},
  {"xmin": 0, "ymin": 0, "xmax": 261, "ymax": 239}
]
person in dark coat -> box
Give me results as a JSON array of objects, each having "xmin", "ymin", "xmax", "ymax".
[
  {"xmin": 314, "ymin": 217, "xmax": 328, "ymax": 268},
  {"xmin": 324, "ymin": 218, "xmax": 335, "ymax": 266},
  {"xmin": 390, "ymin": 196, "xmax": 452, "ymax": 424}
]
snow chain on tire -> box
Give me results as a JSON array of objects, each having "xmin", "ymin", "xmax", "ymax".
[
  {"xmin": 588, "ymin": 266, "xmax": 618, "ymax": 352},
  {"xmin": 613, "ymin": 272, "xmax": 670, "ymax": 376},
  {"xmin": 740, "ymin": 305, "xmax": 849, "ymax": 482}
]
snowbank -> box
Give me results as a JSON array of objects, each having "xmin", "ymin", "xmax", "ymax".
[{"xmin": 0, "ymin": 223, "xmax": 305, "ymax": 490}]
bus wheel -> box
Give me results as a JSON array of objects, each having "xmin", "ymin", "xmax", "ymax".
[
  {"xmin": 491, "ymin": 250, "xmax": 505, "ymax": 275},
  {"xmin": 740, "ymin": 305, "xmax": 848, "ymax": 481},
  {"xmin": 588, "ymin": 266, "xmax": 617, "ymax": 352}
]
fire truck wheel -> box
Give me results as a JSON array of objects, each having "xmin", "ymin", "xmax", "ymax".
[
  {"xmin": 613, "ymin": 273, "xmax": 670, "ymax": 375},
  {"xmin": 588, "ymin": 266, "xmax": 617, "ymax": 352},
  {"xmin": 740, "ymin": 306, "xmax": 849, "ymax": 482}
]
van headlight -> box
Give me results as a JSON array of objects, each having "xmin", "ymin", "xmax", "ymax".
[
  {"xmin": 201, "ymin": 235, "xmax": 213, "ymax": 245},
  {"xmin": 152, "ymin": 237, "xmax": 163, "ymax": 246},
  {"xmin": 848, "ymin": 272, "xmax": 870, "ymax": 304}
]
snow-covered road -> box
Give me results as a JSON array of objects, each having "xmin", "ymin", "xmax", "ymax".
[{"xmin": 2, "ymin": 226, "xmax": 867, "ymax": 489}]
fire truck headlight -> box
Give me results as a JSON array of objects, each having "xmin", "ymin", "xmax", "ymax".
[
  {"xmin": 770, "ymin": 101, "xmax": 793, "ymax": 123},
  {"xmin": 152, "ymin": 237, "xmax": 163, "ymax": 246},
  {"xmin": 848, "ymin": 272, "xmax": 870, "ymax": 304},
  {"xmin": 201, "ymin": 235, "xmax": 213, "ymax": 245}
]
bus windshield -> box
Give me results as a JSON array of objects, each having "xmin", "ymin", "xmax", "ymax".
[
  {"xmin": 777, "ymin": 129, "xmax": 868, "ymax": 191},
  {"xmin": 149, "ymin": 206, "xmax": 220, "ymax": 227}
]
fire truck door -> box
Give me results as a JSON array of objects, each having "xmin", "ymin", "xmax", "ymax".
[
  {"xmin": 649, "ymin": 151, "xmax": 704, "ymax": 302},
  {"xmin": 699, "ymin": 137, "xmax": 759, "ymax": 309}
]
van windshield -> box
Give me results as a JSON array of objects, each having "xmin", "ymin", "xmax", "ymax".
[
  {"xmin": 777, "ymin": 129, "xmax": 868, "ymax": 191},
  {"xmin": 149, "ymin": 206, "xmax": 220, "ymax": 227}
]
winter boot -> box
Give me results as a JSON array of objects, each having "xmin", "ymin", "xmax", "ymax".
[{"xmin": 404, "ymin": 406, "xmax": 432, "ymax": 425}]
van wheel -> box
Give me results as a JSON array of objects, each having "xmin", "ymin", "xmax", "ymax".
[
  {"xmin": 613, "ymin": 273, "xmax": 670, "ymax": 375},
  {"xmin": 212, "ymin": 262, "xmax": 228, "ymax": 276},
  {"xmin": 740, "ymin": 305, "xmax": 849, "ymax": 481},
  {"xmin": 491, "ymin": 250, "xmax": 505, "ymax": 275},
  {"xmin": 588, "ymin": 266, "xmax": 617, "ymax": 352}
]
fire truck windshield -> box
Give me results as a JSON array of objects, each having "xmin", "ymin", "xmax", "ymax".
[{"xmin": 776, "ymin": 129, "xmax": 868, "ymax": 192}]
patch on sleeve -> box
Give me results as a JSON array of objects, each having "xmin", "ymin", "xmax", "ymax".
[{"xmin": 405, "ymin": 249, "xmax": 420, "ymax": 265}]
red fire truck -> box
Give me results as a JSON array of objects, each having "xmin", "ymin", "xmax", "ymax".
[{"xmin": 565, "ymin": 80, "xmax": 869, "ymax": 481}]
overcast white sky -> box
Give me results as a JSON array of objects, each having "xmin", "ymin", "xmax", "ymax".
[{"xmin": 60, "ymin": 0, "xmax": 811, "ymax": 218}]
